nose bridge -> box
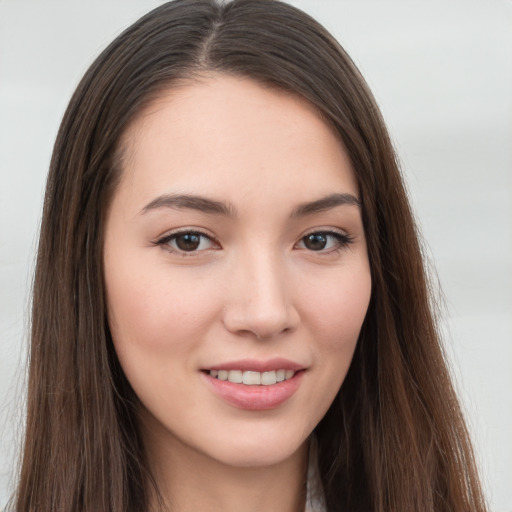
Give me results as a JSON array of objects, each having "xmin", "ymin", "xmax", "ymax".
[{"xmin": 223, "ymin": 245, "xmax": 298, "ymax": 338}]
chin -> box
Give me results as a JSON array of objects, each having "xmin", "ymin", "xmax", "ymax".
[{"xmin": 202, "ymin": 430, "xmax": 309, "ymax": 469}]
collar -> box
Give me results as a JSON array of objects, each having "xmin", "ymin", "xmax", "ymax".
[{"xmin": 305, "ymin": 436, "xmax": 327, "ymax": 512}]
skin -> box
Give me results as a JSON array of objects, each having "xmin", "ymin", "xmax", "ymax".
[{"xmin": 103, "ymin": 74, "xmax": 372, "ymax": 512}]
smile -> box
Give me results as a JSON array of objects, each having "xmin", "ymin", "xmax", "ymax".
[
  {"xmin": 209, "ymin": 369, "xmax": 296, "ymax": 385},
  {"xmin": 202, "ymin": 361, "xmax": 305, "ymax": 410}
]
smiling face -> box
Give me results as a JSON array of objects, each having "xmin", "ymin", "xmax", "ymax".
[{"xmin": 103, "ymin": 74, "xmax": 371, "ymax": 471}]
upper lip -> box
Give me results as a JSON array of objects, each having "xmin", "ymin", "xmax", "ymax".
[{"xmin": 203, "ymin": 358, "xmax": 305, "ymax": 373}]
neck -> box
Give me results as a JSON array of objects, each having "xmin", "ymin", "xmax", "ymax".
[{"xmin": 143, "ymin": 421, "xmax": 309, "ymax": 512}]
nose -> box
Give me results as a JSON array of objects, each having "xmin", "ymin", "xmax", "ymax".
[{"xmin": 222, "ymin": 251, "xmax": 300, "ymax": 340}]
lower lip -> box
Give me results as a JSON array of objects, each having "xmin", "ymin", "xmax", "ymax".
[{"xmin": 201, "ymin": 371, "xmax": 304, "ymax": 411}]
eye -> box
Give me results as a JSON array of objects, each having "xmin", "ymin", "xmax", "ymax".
[
  {"xmin": 297, "ymin": 231, "xmax": 353, "ymax": 252},
  {"xmin": 155, "ymin": 230, "xmax": 219, "ymax": 254}
]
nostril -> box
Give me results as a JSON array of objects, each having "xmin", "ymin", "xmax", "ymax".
[{"xmin": 222, "ymin": 307, "xmax": 299, "ymax": 340}]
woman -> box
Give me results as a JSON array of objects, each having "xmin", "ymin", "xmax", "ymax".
[{"xmin": 11, "ymin": 0, "xmax": 488, "ymax": 511}]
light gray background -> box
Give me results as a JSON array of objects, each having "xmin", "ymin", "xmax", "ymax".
[{"xmin": 1, "ymin": 1, "xmax": 511, "ymax": 510}]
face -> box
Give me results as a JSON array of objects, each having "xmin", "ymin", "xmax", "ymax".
[{"xmin": 104, "ymin": 74, "xmax": 371, "ymax": 470}]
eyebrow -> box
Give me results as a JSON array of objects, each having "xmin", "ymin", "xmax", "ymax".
[
  {"xmin": 140, "ymin": 192, "xmax": 360, "ymax": 217},
  {"xmin": 140, "ymin": 194, "xmax": 236, "ymax": 216},
  {"xmin": 291, "ymin": 193, "xmax": 361, "ymax": 217}
]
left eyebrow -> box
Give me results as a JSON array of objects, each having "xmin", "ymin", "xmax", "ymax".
[
  {"xmin": 139, "ymin": 193, "xmax": 236, "ymax": 217},
  {"xmin": 291, "ymin": 193, "xmax": 361, "ymax": 218}
]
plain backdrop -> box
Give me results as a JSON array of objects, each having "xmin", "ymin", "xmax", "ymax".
[{"xmin": 1, "ymin": 1, "xmax": 511, "ymax": 510}]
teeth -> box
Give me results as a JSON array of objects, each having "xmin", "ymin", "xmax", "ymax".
[
  {"xmin": 227, "ymin": 370, "xmax": 242, "ymax": 384},
  {"xmin": 261, "ymin": 371, "xmax": 277, "ymax": 385},
  {"xmin": 243, "ymin": 371, "xmax": 261, "ymax": 385},
  {"xmin": 209, "ymin": 369, "xmax": 296, "ymax": 385}
]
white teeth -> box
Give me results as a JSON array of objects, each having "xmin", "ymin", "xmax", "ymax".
[
  {"xmin": 243, "ymin": 371, "xmax": 261, "ymax": 385},
  {"xmin": 261, "ymin": 371, "xmax": 277, "ymax": 385},
  {"xmin": 209, "ymin": 369, "xmax": 296, "ymax": 385},
  {"xmin": 227, "ymin": 370, "xmax": 243, "ymax": 384}
]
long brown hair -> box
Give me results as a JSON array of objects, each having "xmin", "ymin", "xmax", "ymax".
[{"xmin": 11, "ymin": 1, "xmax": 487, "ymax": 511}]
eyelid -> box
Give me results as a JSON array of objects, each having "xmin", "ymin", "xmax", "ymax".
[
  {"xmin": 301, "ymin": 226, "xmax": 349, "ymax": 237},
  {"xmin": 152, "ymin": 227, "xmax": 221, "ymax": 254},
  {"xmin": 299, "ymin": 226, "xmax": 352, "ymax": 240},
  {"xmin": 295, "ymin": 228, "xmax": 354, "ymax": 252},
  {"xmin": 151, "ymin": 226, "xmax": 353, "ymax": 255}
]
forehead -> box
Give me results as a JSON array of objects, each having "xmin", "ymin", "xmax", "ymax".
[{"xmin": 117, "ymin": 74, "xmax": 358, "ymax": 211}]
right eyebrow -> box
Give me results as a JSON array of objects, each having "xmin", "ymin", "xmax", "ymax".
[
  {"xmin": 140, "ymin": 193, "xmax": 237, "ymax": 217},
  {"xmin": 291, "ymin": 193, "xmax": 361, "ymax": 218}
]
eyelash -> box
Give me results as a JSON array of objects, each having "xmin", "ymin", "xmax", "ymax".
[
  {"xmin": 297, "ymin": 230, "xmax": 354, "ymax": 253},
  {"xmin": 153, "ymin": 229, "xmax": 354, "ymax": 256},
  {"xmin": 153, "ymin": 229, "xmax": 219, "ymax": 256}
]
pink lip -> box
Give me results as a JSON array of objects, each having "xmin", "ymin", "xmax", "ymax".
[
  {"xmin": 204, "ymin": 358, "xmax": 304, "ymax": 373},
  {"xmin": 200, "ymin": 359, "xmax": 306, "ymax": 411}
]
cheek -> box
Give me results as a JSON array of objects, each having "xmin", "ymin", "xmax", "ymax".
[
  {"xmin": 291, "ymin": 263, "xmax": 371, "ymax": 432},
  {"xmin": 105, "ymin": 257, "xmax": 222, "ymax": 358},
  {"xmin": 301, "ymin": 262, "xmax": 371, "ymax": 355}
]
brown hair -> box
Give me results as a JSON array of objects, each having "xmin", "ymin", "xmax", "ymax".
[{"xmin": 12, "ymin": 1, "xmax": 488, "ymax": 511}]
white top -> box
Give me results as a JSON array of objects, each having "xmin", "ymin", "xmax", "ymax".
[{"xmin": 305, "ymin": 437, "xmax": 327, "ymax": 512}]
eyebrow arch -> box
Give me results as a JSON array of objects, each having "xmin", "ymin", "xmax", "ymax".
[
  {"xmin": 140, "ymin": 192, "xmax": 360, "ymax": 218},
  {"xmin": 140, "ymin": 193, "xmax": 237, "ymax": 217},
  {"xmin": 291, "ymin": 193, "xmax": 361, "ymax": 217}
]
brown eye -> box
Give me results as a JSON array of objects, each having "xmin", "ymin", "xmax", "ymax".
[
  {"xmin": 174, "ymin": 233, "xmax": 202, "ymax": 251},
  {"xmin": 303, "ymin": 233, "xmax": 328, "ymax": 251},
  {"xmin": 297, "ymin": 231, "xmax": 353, "ymax": 252},
  {"xmin": 156, "ymin": 231, "xmax": 217, "ymax": 253}
]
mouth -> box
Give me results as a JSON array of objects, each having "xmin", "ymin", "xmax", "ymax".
[
  {"xmin": 206, "ymin": 369, "xmax": 297, "ymax": 386},
  {"xmin": 200, "ymin": 359, "xmax": 306, "ymax": 410}
]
